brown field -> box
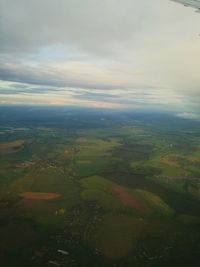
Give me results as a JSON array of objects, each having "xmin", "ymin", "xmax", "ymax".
[
  {"xmin": 19, "ymin": 192, "xmax": 61, "ymax": 200},
  {"xmin": 112, "ymin": 185, "xmax": 150, "ymax": 214},
  {"xmin": 0, "ymin": 140, "xmax": 25, "ymax": 154}
]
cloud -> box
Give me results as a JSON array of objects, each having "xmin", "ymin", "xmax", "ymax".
[
  {"xmin": 0, "ymin": 80, "xmax": 189, "ymax": 112},
  {"xmin": 0, "ymin": 0, "xmax": 200, "ymax": 111},
  {"xmin": 0, "ymin": 0, "xmax": 168, "ymax": 54},
  {"xmin": 0, "ymin": 61, "xmax": 144, "ymax": 90},
  {"xmin": 176, "ymin": 112, "xmax": 200, "ymax": 120}
]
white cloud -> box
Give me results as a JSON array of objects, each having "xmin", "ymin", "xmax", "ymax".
[
  {"xmin": 0, "ymin": 0, "xmax": 200, "ymax": 110},
  {"xmin": 176, "ymin": 112, "xmax": 200, "ymax": 120}
]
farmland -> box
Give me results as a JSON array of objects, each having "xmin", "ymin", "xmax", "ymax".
[{"xmin": 0, "ymin": 106, "xmax": 200, "ymax": 267}]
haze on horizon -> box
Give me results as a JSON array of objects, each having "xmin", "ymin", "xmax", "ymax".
[{"xmin": 0, "ymin": 0, "xmax": 200, "ymax": 118}]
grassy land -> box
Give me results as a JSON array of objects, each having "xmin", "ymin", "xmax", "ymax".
[
  {"xmin": 93, "ymin": 214, "xmax": 147, "ymax": 258},
  {"xmin": 0, "ymin": 111, "xmax": 200, "ymax": 267}
]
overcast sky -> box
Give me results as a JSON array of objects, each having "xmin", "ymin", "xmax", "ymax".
[{"xmin": 0, "ymin": 0, "xmax": 200, "ymax": 117}]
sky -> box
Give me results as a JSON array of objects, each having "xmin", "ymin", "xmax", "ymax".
[{"xmin": 0, "ymin": 0, "xmax": 200, "ymax": 118}]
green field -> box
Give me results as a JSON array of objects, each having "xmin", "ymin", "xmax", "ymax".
[{"xmin": 0, "ymin": 108, "xmax": 200, "ymax": 267}]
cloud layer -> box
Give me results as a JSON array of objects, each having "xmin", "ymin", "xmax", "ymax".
[{"xmin": 0, "ymin": 0, "xmax": 200, "ymax": 112}]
